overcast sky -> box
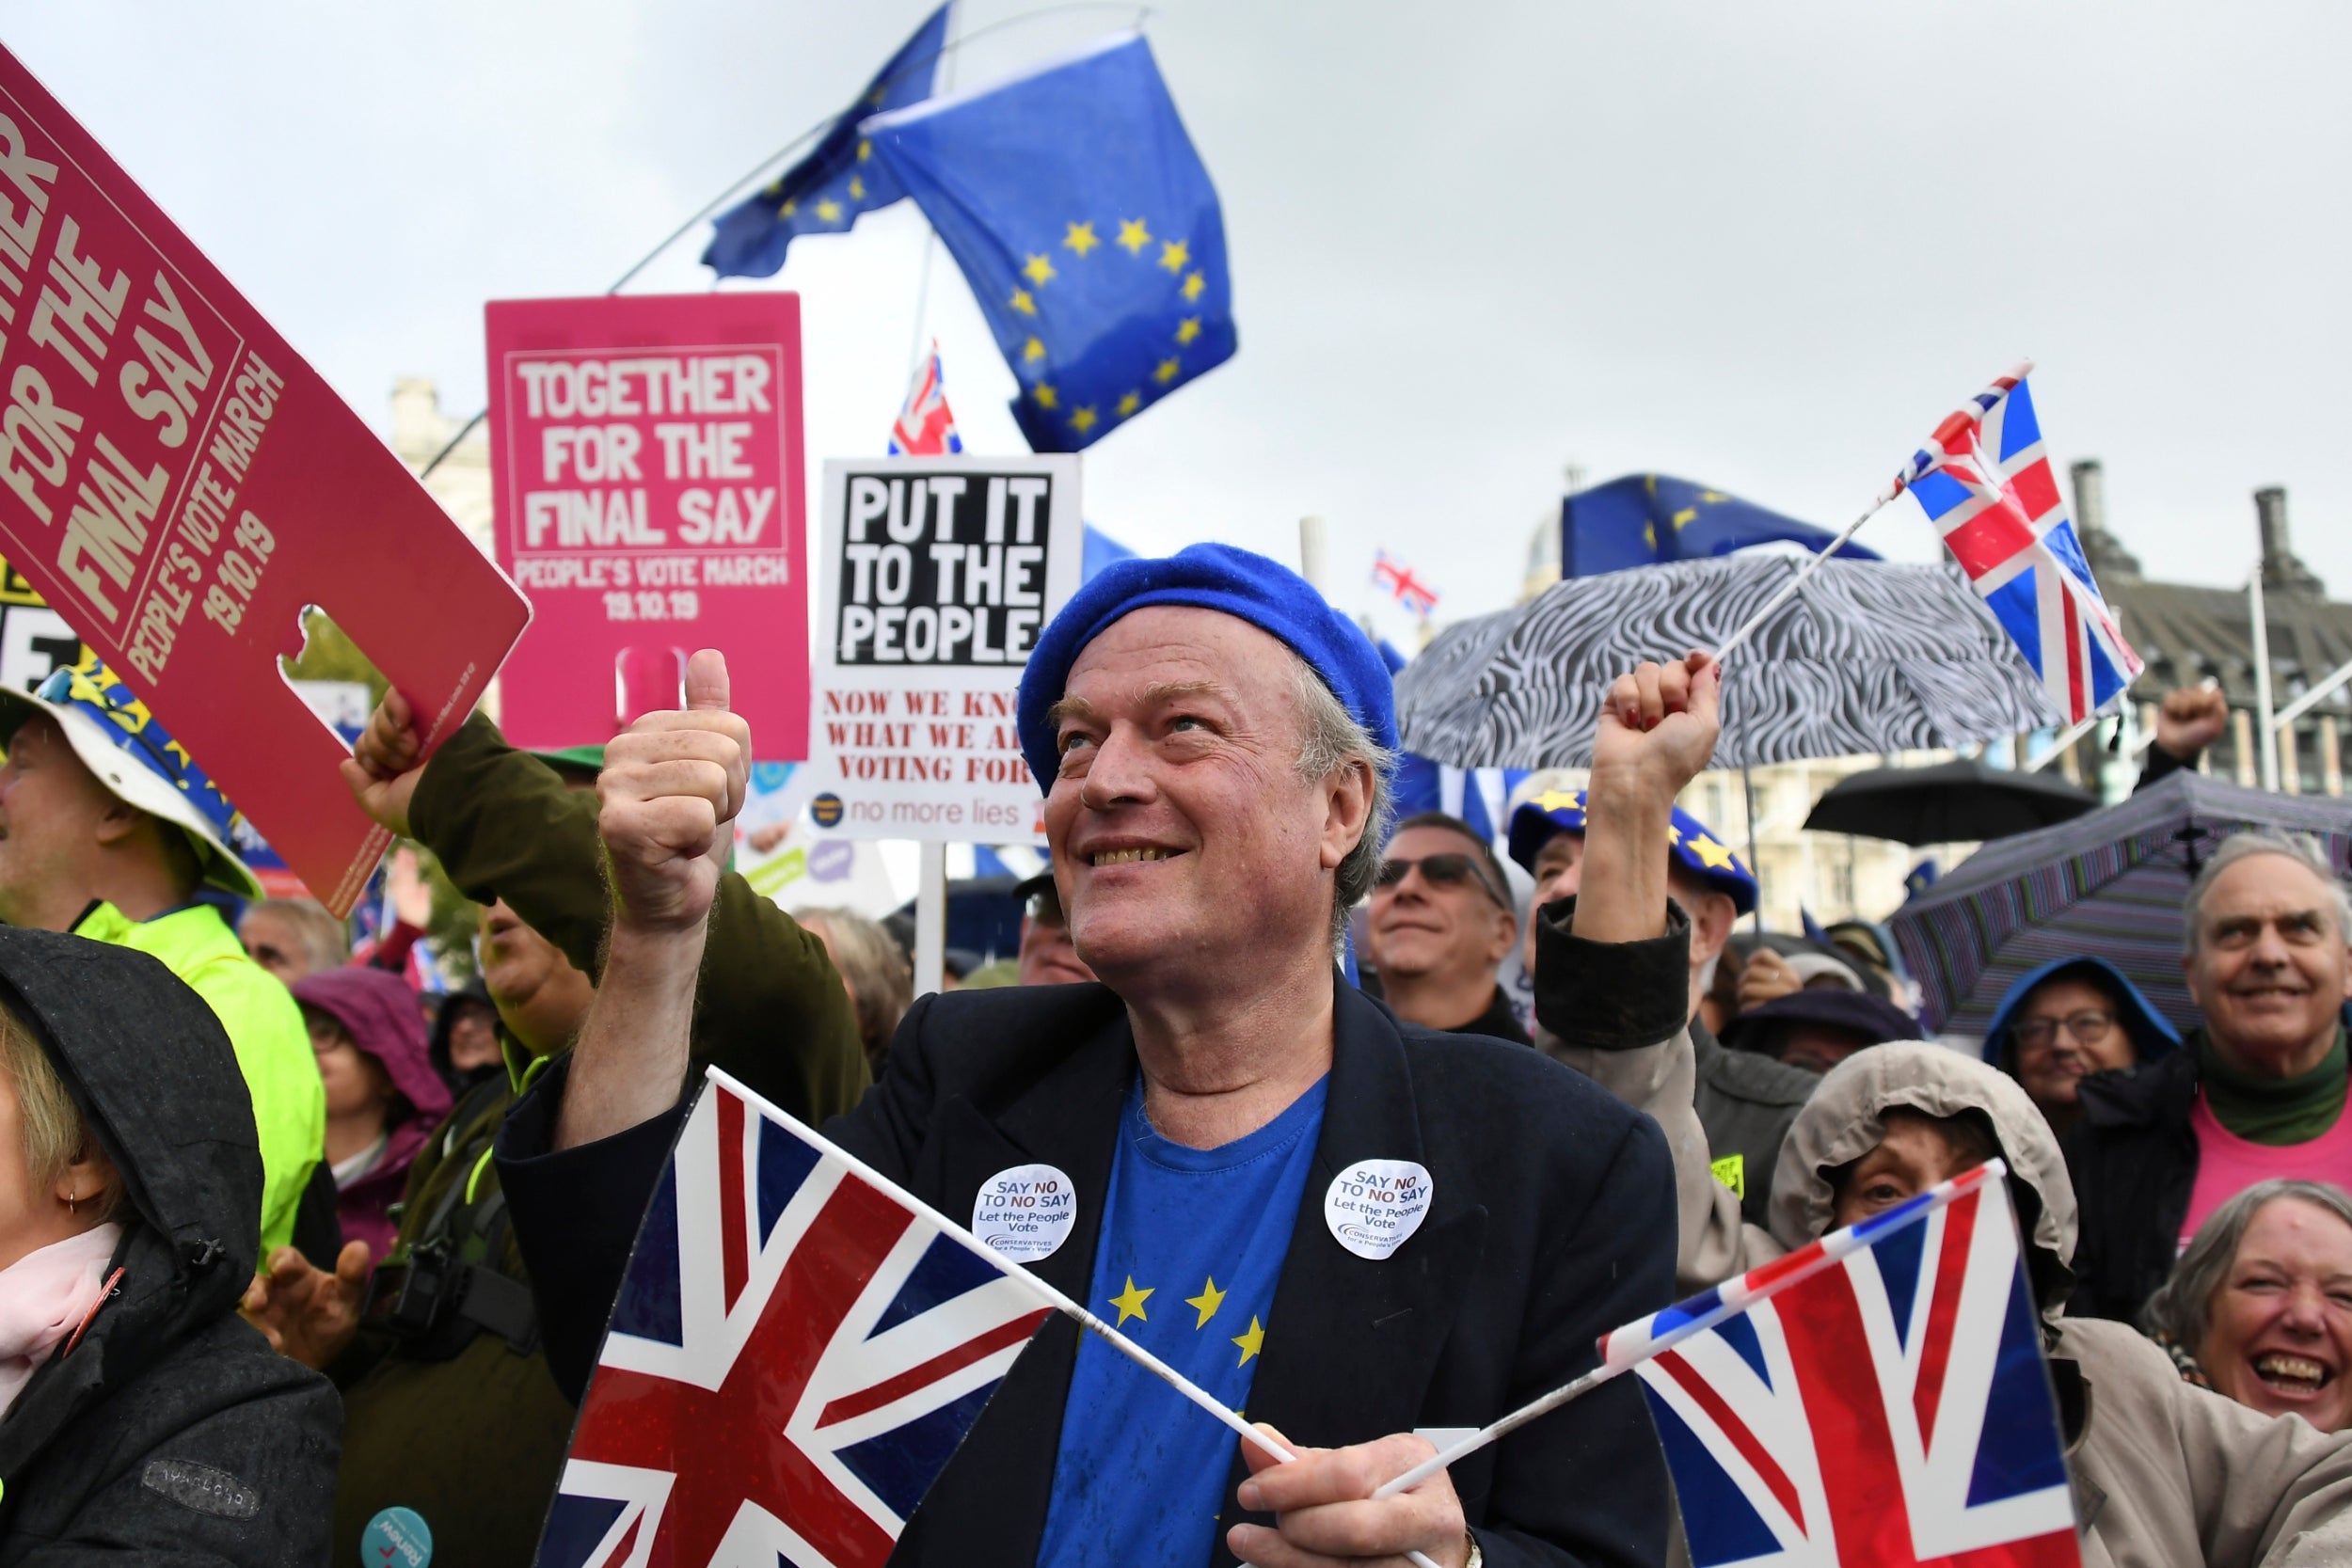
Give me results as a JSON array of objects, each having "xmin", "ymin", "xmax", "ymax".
[{"xmin": 8, "ymin": 1, "xmax": 2345, "ymax": 650}]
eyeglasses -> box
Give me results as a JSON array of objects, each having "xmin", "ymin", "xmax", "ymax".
[
  {"xmin": 2012, "ymin": 1010, "xmax": 2117, "ymax": 1053},
  {"xmin": 1374, "ymin": 853, "xmax": 1509, "ymax": 911}
]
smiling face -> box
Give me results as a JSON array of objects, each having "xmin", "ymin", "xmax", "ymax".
[
  {"xmin": 1368, "ymin": 824, "xmax": 1515, "ymax": 989},
  {"xmin": 1043, "ymin": 607, "xmax": 1370, "ymax": 993},
  {"xmin": 2009, "ymin": 974, "xmax": 2137, "ymax": 1115},
  {"xmin": 2185, "ymin": 852, "xmax": 2352, "ymax": 1079},
  {"xmin": 2197, "ymin": 1196, "xmax": 2352, "ymax": 1431}
]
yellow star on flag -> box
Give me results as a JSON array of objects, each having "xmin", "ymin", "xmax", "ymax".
[
  {"xmin": 816, "ymin": 198, "xmax": 843, "ymax": 223},
  {"xmin": 848, "ymin": 175, "xmax": 866, "ymax": 201},
  {"xmin": 1184, "ymin": 1277, "xmax": 1227, "ymax": 1327},
  {"xmin": 1022, "ymin": 254, "xmax": 1057, "ymax": 287},
  {"xmin": 1033, "ymin": 383, "xmax": 1059, "ymax": 409},
  {"xmin": 778, "ymin": 198, "xmax": 798, "ymax": 218},
  {"xmin": 1023, "ymin": 337, "xmax": 1047, "ymax": 364},
  {"xmin": 1064, "ymin": 220, "xmax": 1100, "ymax": 257},
  {"xmin": 1175, "ymin": 317, "xmax": 1201, "ymax": 346},
  {"xmin": 1232, "ymin": 1315, "xmax": 1264, "ymax": 1367},
  {"xmin": 1157, "ymin": 238, "xmax": 1190, "ymax": 273},
  {"xmin": 1070, "ymin": 405, "xmax": 1098, "ymax": 434},
  {"xmin": 1689, "ymin": 834, "xmax": 1738, "ymax": 871},
  {"xmin": 1109, "ymin": 1275, "xmax": 1153, "ymax": 1325},
  {"xmin": 1532, "ymin": 789, "xmax": 1583, "ymax": 816},
  {"xmin": 1117, "ymin": 217, "xmax": 1152, "ymax": 254},
  {"xmin": 1666, "ymin": 823, "xmax": 1683, "ymax": 846},
  {"xmin": 1009, "ymin": 288, "xmax": 1038, "ymax": 316},
  {"xmin": 1181, "ymin": 271, "xmax": 1206, "ymax": 303},
  {"xmin": 1116, "ymin": 390, "xmax": 1141, "ymax": 418},
  {"xmin": 857, "ymin": 139, "xmax": 872, "ymax": 162},
  {"xmin": 1153, "ymin": 357, "xmax": 1181, "ymax": 384}
]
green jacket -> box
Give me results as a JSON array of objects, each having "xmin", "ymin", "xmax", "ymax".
[
  {"xmin": 409, "ymin": 711, "xmax": 870, "ymax": 1125},
  {"xmin": 324, "ymin": 714, "xmax": 867, "ymax": 1566},
  {"xmin": 73, "ymin": 900, "xmax": 322, "ymax": 1257}
]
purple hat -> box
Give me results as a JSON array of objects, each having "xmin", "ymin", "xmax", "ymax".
[{"xmin": 293, "ymin": 968, "xmax": 453, "ymax": 1122}]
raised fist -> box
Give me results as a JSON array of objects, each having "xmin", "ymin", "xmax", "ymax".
[
  {"xmin": 598, "ymin": 649, "xmax": 750, "ymax": 935},
  {"xmin": 340, "ymin": 686, "xmax": 426, "ymax": 837},
  {"xmin": 1591, "ymin": 650, "xmax": 1722, "ymax": 800},
  {"xmin": 2155, "ymin": 684, "xmax": 2229, "ymax": 763}
]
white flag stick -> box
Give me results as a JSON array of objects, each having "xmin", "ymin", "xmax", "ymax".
[
  {"xmin": 1710, "ymin": 359, "xmax": 2035, "ymax": 669},
  {"xmin": 703, "ymin": 1069, "xmax": 1442, "ymax": 1568},
  {"xmin": 1369, "ymin": 1161, "xmax": 2010, "ymax": 1501}
]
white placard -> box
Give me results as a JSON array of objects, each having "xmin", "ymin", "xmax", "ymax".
[
  {"xmin": 972, "ymin": 1162, "xmax": 1077, "ymax": 1261},
  {"xmin": 800, "ymin": 456, "xmax": 1083, "ymax": 844},
  {"xmin": 1324, "ymin": 1159, "xmax": 1434, "ymax": 1260}
]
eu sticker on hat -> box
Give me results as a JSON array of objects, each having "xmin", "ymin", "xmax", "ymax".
[
  {"xmin": 973, "ymin": 1163, "xmax": 1076, "ymax": 1261},
  {"xmin": 1324, "ymin": 1160, "xmax": 1433, "ymax": 1260}
]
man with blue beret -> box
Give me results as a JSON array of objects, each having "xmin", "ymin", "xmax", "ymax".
[
  {"xmin": 495, "ymin": 542, "xmax": 1679, "ymax": 1568},
  {"xmin": 1505, "ymin": 773, "xmax": 1820, "ymax": 1243}
]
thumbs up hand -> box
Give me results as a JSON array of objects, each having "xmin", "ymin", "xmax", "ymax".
[{"xmin": 598, "ymin": 650, "xmax": 751, "ymax": 935}]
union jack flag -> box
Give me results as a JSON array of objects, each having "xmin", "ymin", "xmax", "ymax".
[
  {"xmin": 887, "ymin": 339, "xmax": 964, "ymax": 456},
  {"xmin": 1893, "ymin": 368, "xmax": 2140, "ymax": 724},
  {"xmin": 534, "ymin": 1070, "xmax": 1056, "ymax": 1568},
  {"xmin": 1374, "ymin": 549, "xmax": 1439, "ymax": 618},
  {"xmin": 1603, "ymin": 1163, "xmax": 2079, "ymax": 1568}
]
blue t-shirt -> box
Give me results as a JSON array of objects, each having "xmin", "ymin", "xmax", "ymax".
[{"xmin": 1036, "ymin": 1073, "xmax": 1328, "ymax": 1568}]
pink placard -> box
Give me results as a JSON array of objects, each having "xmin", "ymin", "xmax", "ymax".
[
  {"xmin": 485, "ymin": 294, "xmax": 809, "ymax": 757},
  {"xmin": 0, "ymin": 47, "xmax": 530, "ymax": 916}
]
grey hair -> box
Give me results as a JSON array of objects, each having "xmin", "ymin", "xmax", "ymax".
[
  {"xmin": 2142, "ymin": 1179, "xmax": 2352, "ymax": 1351},
  {"xmin": 2184, "ymin": 831, "xmax": 2352, "ymax": 958},
  {"xmin": 1287, "ymin": 655, "xmax": 1395, "ymax": 950}
]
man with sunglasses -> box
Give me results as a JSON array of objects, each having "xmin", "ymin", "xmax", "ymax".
[
  {"xmin": 1365, "ymin": 812, "xmax": 1527, "ymax": 1043},
  {"xmin": 1011, "ymin": 869, "xmax": 1097, "ymax": 987}
]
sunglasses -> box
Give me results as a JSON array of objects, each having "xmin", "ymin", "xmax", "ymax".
[{"xmin": 1374, "ymin": 853, "xmax": 1509, "ymax": 910}]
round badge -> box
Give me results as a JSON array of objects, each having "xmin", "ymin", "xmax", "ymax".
[
  {"xmin": 1324, "ymin": 1160, "xmax": 1434, "ymax": 1260},
  {"xmin": 362, "ymin": 1506, "xmax": 433, "ymax": 1566},
  {"xmin": 972, "ymin": 1163, "xmax": 1077, "ymax": 1261},
  {"xmin": 810, "ymin": 792, "xmax": 846, "ymax": 828}
]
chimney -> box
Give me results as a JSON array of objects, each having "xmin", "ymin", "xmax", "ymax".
[
  {"xmin": 2067, "ymin": 460, "xmax": 2141, "ymax": 581},
  {"xmin": 2256, "ymin": 487, "xmax": 2326, "ymax": 596}
]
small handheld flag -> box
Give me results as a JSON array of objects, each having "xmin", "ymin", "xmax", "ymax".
[
  {"xmin": 1562, "ymin": 474, "xmax": 1883, "ymax": 579},
  {"xmin": 1375, "ymin": 1163, "xmax": 2079, "ymax": 1568},
  {"xmin": 1374, "ymin": 550, "xmax": 1440, "ymax": 618},
  {"xmin": 1892, "ymin": 372, "xmax": 2140, "ymax": 725},
  {"xmin": 887, "ymin": 340, "xmax": 963, "ymax": 456},
  {"xmin": 535, "ymin": 1069, "xmax": 1389, "ymax": 1568},
  {"xmin": 863, "ymin": 33, "xmax": 1236, "ymax": 453}
]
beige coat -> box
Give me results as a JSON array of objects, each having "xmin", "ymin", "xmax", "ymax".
[{"xmin": 1548, "ymin": 1023, "xmax": 2352, "ymax": 1567}]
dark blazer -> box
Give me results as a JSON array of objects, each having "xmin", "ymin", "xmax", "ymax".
[{"xmin": 499, "ymin": 976, "xmax": 1678, "ymax": 1568}]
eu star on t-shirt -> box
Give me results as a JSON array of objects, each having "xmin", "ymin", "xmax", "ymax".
[{"xmin": 1036, "ymin": 1073, "xmax": 1328, "ymax": 1568}]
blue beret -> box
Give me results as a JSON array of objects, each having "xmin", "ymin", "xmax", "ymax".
[
  {"xmin": 1016, "ymin": 543, "xmax": 1397, "ymax": 794},
  {"xmin": 1505, "ymin": 786, "xmax": 1758, "ymax": 916}
]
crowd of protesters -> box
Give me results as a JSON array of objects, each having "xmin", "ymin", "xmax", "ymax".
[{"xmin": 0, "ymin": 550, "xmax": 2345, "ymax": 1564}]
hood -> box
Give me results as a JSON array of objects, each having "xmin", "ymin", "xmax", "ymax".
[
  {"xmin": 1768, "ymin": 1040, "xmax": 2076, "ymax": 1324},
  {"xmin": 1980, "ymin": 956, "xmax": 2181, "ymax": 1075},
  {"xmin": 1722, "ymin": 987, "xmax": 1921, "ymax": 1053},
  {"xmin": 292, "ymin": 967, "xmax": 452, "ymax": 1124}
]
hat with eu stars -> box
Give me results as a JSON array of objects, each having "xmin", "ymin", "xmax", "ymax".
[
  {"xmin": 0, "ymin": 656, "xmax": 264, "ymax": 900},
  {"xmin": 1504, "ymin": 768, "xmax": 1757, "ymax": 916}
]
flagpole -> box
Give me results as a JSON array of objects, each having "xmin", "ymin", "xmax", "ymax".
[
  {"xmin": 1369, "ymin": 1160, "xmax": 2010, "ymax": 1502},
  {"xmin": 1708, "ymin": 359, "xmax": 2036, "ymax": 669},
  {"xmin": 702, "ymin": 1069, "xmax": 1442, "ymax": 1566}
]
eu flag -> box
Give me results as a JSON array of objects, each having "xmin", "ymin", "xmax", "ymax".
[
  {"xmin": 702, "ymin": 6, "xmax": 950, "ymax": 279},
  {"xmin": 863, "ymin": 33, "xmax": 1235, "ymax": 452},
  {"xmin": 1562, "ymin": 474, "xmax": 1881, "ymax": 578}
]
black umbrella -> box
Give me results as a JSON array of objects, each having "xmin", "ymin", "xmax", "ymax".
[{"xmin": 1802, "ymin": 759, "xmax": 2097, "ymax": 846}]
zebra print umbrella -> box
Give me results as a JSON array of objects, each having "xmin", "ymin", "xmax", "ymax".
[
  {"xmin": 1392, "ymin": 554, "xmax": 2060, "ymax": 769},
  {"xmin": 1889, "ymin": 770, "xmax": 2352, "ymax": 1040}
]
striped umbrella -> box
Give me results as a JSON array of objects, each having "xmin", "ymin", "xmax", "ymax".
[
  {"xmin": 1393, "ymin": 555, "xmax": 2059, "ymax": 769},
  {"xmin": 1890, "ymin": 769, "xmax": 2352, "ymax": 1040}
]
